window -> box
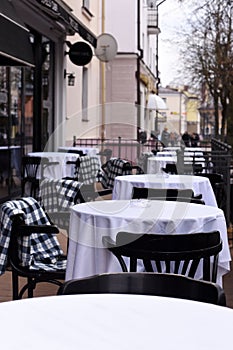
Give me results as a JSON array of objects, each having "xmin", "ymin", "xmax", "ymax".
[
  {"xmin": 82, "ymin": 67, "xmax": 88, "ymax": 121},
  {"xmin": 82, "ymin": 0, "xmax": 93, "ymax": 19},
  {"xmin": 83, "ymin": 0, "xmax": 89, "ymax": 10}
]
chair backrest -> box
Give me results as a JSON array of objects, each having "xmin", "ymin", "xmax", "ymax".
[
  {"xmin": 22, "ymin": 155, "xmax": 50, "ymax": 179},
  {"xmin": 98, "ymin": 148, "xmax": 113, "ymax": 162},
  {"xmin": 102, "ymin": 231, "xmax": 222, "ymax": 282},
  {"xmin": 122, "ymin": 164, "xmax": 144, "ymax": 175},
  {"xmin": 162, "ymin": 163, "xmax": 178, "ymax": 174},
  {"xmin": 147, "ymin": 197, "xmax": 205, "ymax": 204},
  {"xmin": 38, "ymin": 178, "xmax": 83, "ymax": 229},
  {"xmin": 0, "ymin": 197, "xmax": 65, "ymax": 275},
  {"xmin": 197, "ymin": 173, "xmax": 225, "ymax": 208},
  {"xmin": 39, "ymin": 178, "xmax": 83, "ymax": 211},
  {"xmin": 22, "ymin": 155, "xmax": 41, "ymax": 179},
  {"xmin": 100, "ymin": 158, "xmax": 132, "ymax": 189},
  {"xmin": 67, "ymin": 149, "xmax": 85, "ymax": 156},
  {"xmin": 21, "ymin": 156, "xmax": 51, "ymax": 198},
  {"xmin": 132, "ymin": 187, "xmax": 194, "ymax": 199},
  {"xmin": 73, "ymin": 155, "xmax": 101, "ymax": 185},
  {"xmin": 131, "ymin": 187, "xmax": 204, "ymax": 204},
  {"xmin": 57, "ymin": 272, "xmax": 226, "ymax": 306},
  {"xmin": 197, "ymin": 173, "xmax": 224, "ymax": 187}
]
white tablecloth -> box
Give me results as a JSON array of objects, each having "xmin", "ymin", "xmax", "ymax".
[
  {"xmin": 156, "ymin": 151, "xmax": 177, "ymax": 157},
  {"xmin": 28, "ymin": 152, "xmax": 80, "ymax": 179},
  {"xmin": 147, "ymin": 155, "xmax": 176, "ymax": 173},
  {"xmin": 163, "ymin": 147, "xmax": 203, "ymax": 152},
  {"xmin": 147, "ymin": 155, "xmax": 205, "ymax": 174},
  {"xmin": 66, "ymin": 200, "xmax": 231, "ymax": 285},
  {"xmin": 1, "ymin": 294, "xmax": 232, "ymax": 350},
  {"xmin": 112, "ymin": 174, "xmax": 217, "ymax": 207},
  {"xmin": 156, "ymin": 150, "xmax": 204, "ymax": 158},
  {"xmin": 58, "ymin": 146, "xmax": 99, "ymax": 156}
]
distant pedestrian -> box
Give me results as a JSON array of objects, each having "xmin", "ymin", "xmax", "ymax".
[
  {"xmin": 182, "ymin": 131, "xmax": 191, "ymax": 147},
  {"xmin": 191, "ymin": 132, "xmax": 200, "ymax": 147},
  {"xmin": 161, "ymin": 127, "xmax": 170, "ymax": 147},
  {"xmin": 169, "ymin": 132, "xmax": 176, "ymax": 146}
]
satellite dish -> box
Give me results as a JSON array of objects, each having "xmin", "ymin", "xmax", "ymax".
[{"xmin": 94, "ymin": 33, "xmax": 118, "ymax": 62}]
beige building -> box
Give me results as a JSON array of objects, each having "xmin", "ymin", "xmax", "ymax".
[
  {"xmin": 159, "ymin": 87, "xmax": 200, "ymax": 138},
  {"xmin": 65, "ymin": 0, "xmax": 102, "ymax": 142}
]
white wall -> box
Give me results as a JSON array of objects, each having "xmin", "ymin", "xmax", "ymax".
[
  {"xmin": 105, "ymin": 0, "xmax": 138, "ymax": 52},
  {"xmin": 65, "ymin": 0, "xmax": 101, "ymax": 140}
]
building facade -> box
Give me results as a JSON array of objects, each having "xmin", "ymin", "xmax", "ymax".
[
  {"xmin": 0, "ymin": 0, "xmax": 100, "ymax": 202},
  {"xmin": 104, "ymin": 0, "xmax": 159, "ymax": 140},
  {"xmin": 158, "ymin": 86, "xmax": 200, "ymax": 140}
]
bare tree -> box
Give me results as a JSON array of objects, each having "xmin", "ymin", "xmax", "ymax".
[{"xmin": 180, "ymin": 0, "xmax": 233, "ymax": 140}]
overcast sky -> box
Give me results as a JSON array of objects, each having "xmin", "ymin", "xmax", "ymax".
[{"xmin": 158, "ymin": 0, "xmax": 193, "ymax": 87}]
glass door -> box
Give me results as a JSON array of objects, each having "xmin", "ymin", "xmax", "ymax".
[{"xmin": 0, "ymin": 66, "xmax": 27, "ymax": 202}]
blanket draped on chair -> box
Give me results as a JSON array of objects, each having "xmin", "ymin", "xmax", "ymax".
[{"xmin": 0, "ymin": 197, "xmax": 66, "ymax": 275}]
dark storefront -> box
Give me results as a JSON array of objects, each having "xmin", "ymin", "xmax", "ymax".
[{"xmin": 0, "ymin": 0, "xmax": 97, "ymax": 203}]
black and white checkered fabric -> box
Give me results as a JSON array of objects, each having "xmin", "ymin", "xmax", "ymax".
[
  {"xmin": 0, "ymin": 197, "xmax": 66, "ymax": 275},
  {"xmin": 100, "ymin": 158, "xmax": 132, "ymax": 189},
  {"xmin": 38, "ymin": 178, "xmax": 83, "ymax": 213},
  {"xmin": 74, "ymin": 156, "xmax": 101, "ymax": 185}
]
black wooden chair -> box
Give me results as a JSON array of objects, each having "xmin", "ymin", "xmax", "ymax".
[
  {"xmin": 100, "ymin": 158, "xmax": 133, "ymax": 190},
  {"xmin": 21, "ymin": 156, "xmax": 44, "ymax": 198},
  {"xmin": 131, "ymin": 187, "xmax": 204, "ymax": 204},
  {"xmin": 161, "ymin": 163, "xmax": 178, "ymax": 174},
  {"xmin": 122, "ymin": 163, "xmax": 144, "ymax": 175},
  {"xmin": 67, "ymin": 149, "xmax": 85, "ymax": 156},
  {"xmin": 98, "ymin": 148, "xmax": 112, "ymax": 162},
  {"xmin": 102, "ymin": 231, "xmax": 222, "ymax": 282},
  {"xmin": 57, "ymin": 272, "xmax": 226, "ymax": 306},
  {"xmin": 65, "ymin": 155, "xmax": 112, "ymax": 202},
  {"xmin": 197, "ymin": 173, "xmax": 225, "ymax": 208},
  {"xmin": 21, "ymin": 155, "xmax": 58, "ymax": 199},
  {"xmin": 38, "ymin": 178, "xmax": 83, "ymax": 232},
  {"xmin": 132, "ymin": 187, "xmax": 194, "ymax": 199},
  {"xmin": 0, "ymin": 197, "xmax": 66, "ymax": 300}
]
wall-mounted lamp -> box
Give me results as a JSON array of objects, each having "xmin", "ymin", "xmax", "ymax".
[{"xmin": 64, "ymin": 69, "xmax": 75, "ymax": 86}]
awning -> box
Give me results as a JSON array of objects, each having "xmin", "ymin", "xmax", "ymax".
[
  {"xmin": 36, "ymin": 0, "xmax": 97, "ymax": 48},
  {"xmin": 147, "ymin": 94, "xmax": 168, "ymax": 110},
  {"xmin": 0, "ymin": 0, "xmax": 34, "ymax": 66}
]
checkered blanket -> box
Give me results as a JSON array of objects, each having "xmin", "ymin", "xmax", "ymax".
[
  {"xmin": 38, "ymin": 178, "xmax": 83, "ymax": 213},
  {"xmin": 100, "ymin": 158, "xmax": 132, "ymax": 189},
  {"xmin": 0, "ymin": 197, "xmax": 66, "ymax": 275},
  {"xmin": 74, "ymin": 156, "xmax": 101, "ymax": 185}
]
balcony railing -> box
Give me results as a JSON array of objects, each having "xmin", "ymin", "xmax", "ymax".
[{"xmin": 147, "ymin": 8, "xmax": 160, "ymax": 35}]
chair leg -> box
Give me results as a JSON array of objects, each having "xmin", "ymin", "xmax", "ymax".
[
  {"xmin": 21, "ymin": 181, "xmax": 25, "ymax": 197},
  {"xmin": 12, "ymin": 270, "xmax": 19, "ymax": 300},
  {"xmin": 27, "ymin": 277, "xmax": 34, "ymax": 298},
  {"xmin": 17, "ymin": 278, "xmax": 35, "ymax": 299}
]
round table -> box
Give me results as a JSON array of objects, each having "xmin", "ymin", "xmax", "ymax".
[
  {"xmin": 66, "ymin": 200, "xmax": 230, "ymax": 284},
  {"xmin": 28, "ymin": 152, "xmax": 80, "ymax": 179},
  {"xmin": 0, "ymin": 294, "xmax": 232, "ymax": 349},
  {"xmin": 58, "ymin": 146, "xmax": 99, "ymax": 156},
  {"xmin": 112, "ymin": 174, "xmax": 217, "ymax": 207},
  {"xmin": 147, "ymin": 155, "xmax": 206, "ymax": 174}
]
